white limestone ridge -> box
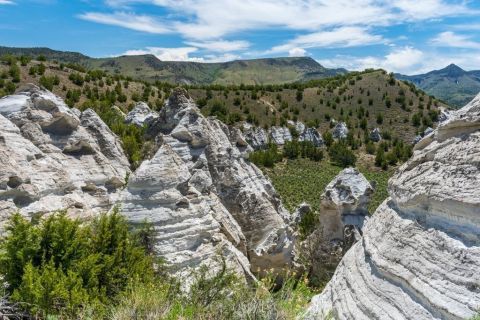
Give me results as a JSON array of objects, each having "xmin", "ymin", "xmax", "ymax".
[
  {"xmin": 0, "ymin": 84, "xmax": 130, "ymax": 226},
  {"xmin": 305, "ymin": 93, "xmax": 480, "ymax": 319},
  {"xmin": 118, "ymin": 88, "xmax": 294, "ymax": 283}
]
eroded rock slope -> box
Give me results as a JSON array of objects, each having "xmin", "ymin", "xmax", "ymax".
[
  {"xmin": 119, "ymin": 88, "xmax": 294, "ymax": 281},
  {"xmin": 305, "ymin": 94, "xmax": 480, "ymax": 319},
  {"xmin": 0, "ymin": 84, "xmax": 130, "ymax": 225}
]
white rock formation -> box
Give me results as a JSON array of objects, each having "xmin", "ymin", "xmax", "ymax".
[
  {"xmin": 288, "ymin": 120, "xmax": 306, "ymax": 135},
  {"xmin": 299, "ymin": 128, "xmax": 324, "ymax": 147},
  {"xmin": 119, "ymin": 88, "xmax": 294, "ymax": 282},
  {"xmin": 305, "ymin": 93, "xmax": 480, "ymax": 320},
  {"xmin": 370, "ymin": 127, "xmax": 382, "ymax": 142},
  {"xmin": 269, "ymin": 126, "xmax": 293, "ymax": 145},
  {"xmin": 243, "ymin": 124, "xmax": 269, "ymax": 150},
  {"xmin": 0, "ymin": 85, "xmax": 130, "ymax": 227},
  {"xmin": 125, "ymin": 101, "xmax": 158, "ymax": 126},
  {"xmin": 318, "ymin": 168, "xmax": 373, "ymax": 241},
  {"xmin": 332, "ymin": 122, "xmax": 349, "ymax": 139}
]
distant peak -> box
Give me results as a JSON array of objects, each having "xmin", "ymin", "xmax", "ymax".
[
  {"xmin": 443, "ymin": 63, "xmax": 465, "ymax": 72},
  {"xmin": 435, "ymin": 63, "xmax": 466, "ymax": 77}
]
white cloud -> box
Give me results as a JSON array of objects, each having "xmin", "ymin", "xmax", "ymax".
[
  {"xmin": 319, "ymin": 46, "xmax": 424, "ymax": 74},
  {"xmin": 121, "ymin": 46, "xmax": 244, "ymax": 62},
  {"xmin": 288, "ymin": 48, "xmax": 307, "ymax": 57},
  {"xmin": 430, "ymin": 31, "xmax": 480, "ymax": 49},
  {"xmin": 78, "ymin": 12, "xmax": 171, "ymax": 34},
  {"xmin": 92, "ymin": 0, "xmax": 476, "ymax": 40},
  {"xmin": 123, "ymin": 47, "xmax": 204, "ymax": 61},
  {"xmin": 0, "ymin": 0, "xmax": 14, "ymax": 4},
  {"xmin": 269, "ymin": 27, "xmax": 383, "ymax": 54},
  {"xmin": 319, "ymin": 45, "xmax": 480, "ymax": 75},
  {"xmin": 389, "ymin": 0, "xmax": 473, "ymax": 19},
  {"xmin": 184, "ymin": 40, "xmax": 250, "ymax": 52}
]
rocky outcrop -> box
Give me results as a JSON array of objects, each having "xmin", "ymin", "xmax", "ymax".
[
  {"xmin": 119, "ymin": 88, "xmax": 293, "ymax": 282},
  {"xmin": 243, "ymin": 124, "xmax": 269, "ymax": 150},
  {"xmin": 332, "ymin": 122, "xmax": 349, "ymax": 139},
  {"xmin": 125, "ymin": 101, "xmax": 158, "ymax": 126},
  {"xmin": 0, "ymin": 85, "xmax": 130, "ymax": 227},
  {"xmin": 318, "ymin": 168, "xmax": 373, "ymax": 242},
  {"xmin": 299, "ymin": 128, "xmax": 324, "ymax": 147},
  {"xmin": 244, "ymin": 122, "xmax": 323, "ymax": 149},
  {"xmin": 288, "ymin": 120, "xmax": 306, "ymax": 135},
  {"xmin": 305, "ymin": 94, "xmax": 480, "ymax": 319},
  {"xmin": 370, "ymin": 128, "xmax": 382, "ymax": 142},
  {"xmin": 268, "ymin": 126, "xmax": 292, "ymax": 145}
]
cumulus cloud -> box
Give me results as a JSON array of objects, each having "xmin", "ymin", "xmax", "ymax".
[
  {"xmin": 87, "ymin": 0, "xmax": 476, "ymax": 40},
  {"xmin": 0, "ymin": 0, "xmax": 14, "ymax": 4},
  {"xmin": 430, "ymin": 31, "xmax": 480, "ymax": 49},
  {"xmin": 122, "ymin": 47, "xmax": 203, "ymax": 61},
  {"xmin": 318, "ymin": 46, "xmax": 426, "ymax": 74},
  {"xmin": 269, "ymin": 27, "xmax": 383, "ymax": 54},
  {"xmin": 288, "ymin": 48, "xmax": 307, "ymax": 57},
  {"xmin": 121, "ymin": 46, "xmax": 242, "ymax": 62}
]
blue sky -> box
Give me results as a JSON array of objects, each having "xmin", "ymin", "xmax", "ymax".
[{"xmin": 0, "ymin": 0, "xmax": 480, "ymax": 74}]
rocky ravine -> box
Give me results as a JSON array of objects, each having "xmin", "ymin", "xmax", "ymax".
[
  {"xmin": 119, "ymin": 88, "xmax": 294, "ymax": 282},
  {"xmin": 305, "ymin": 94, "xmax": 480, "ymax": 319},
  {"xmin": 0, "ymin": 85, "xmax": 130, "ymax": 227}
]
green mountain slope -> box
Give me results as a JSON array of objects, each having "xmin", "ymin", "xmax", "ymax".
[
  {"xmin": 396, "ymin": 64, "xmax": 480, "ymax": 108},
  {"xmin": 0, "ymin": 46, "xmax": 346, "ymax": 85}
]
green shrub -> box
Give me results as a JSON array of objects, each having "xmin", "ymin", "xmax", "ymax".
[
  {"xmin": 0, "ymin": 210, "xmax": 156, "ymax": 318},
  {"xmin": 328, "ymin": 141, "xmax": 356, "ymax": 167},
  {"xmin": 249, "ymin": 144, "xmax": 282, "ymax": 168}
]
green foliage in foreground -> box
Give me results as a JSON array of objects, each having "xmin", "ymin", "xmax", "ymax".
[
  {"xmin": 0, "ymin": 212, "xmax": 315, "ymax": 319},
  {"xmin": 0, "ymin": 209, "xmax": 156, "ymax": 318}
]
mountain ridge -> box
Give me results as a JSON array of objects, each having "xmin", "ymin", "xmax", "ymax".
[
  {"xmin": 396, "ymin": 63, "xmax": 480, "ymax": 108},
  {"xmin": 0, "ymin": 46, "xmax": 346, "ymax": 85}
]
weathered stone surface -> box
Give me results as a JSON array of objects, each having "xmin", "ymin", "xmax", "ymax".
[
  {"xmin": 332, "ymin": 122, "xmax": 349, "ymax": 139},
  {"xmin": 243, "ymin": 124, "xmax": 269, "ymax": 150},
  {"xmin": 299, "ymin": 128, "xmax": 324, "ymax": 147},
  {"xmin": 291, "ymin": 202, "xmax": 312, "ymax": 226},
  {"xmin": 119, "ymin": 88, "xmax": 293, "ymax": 282},
  {"xmin": 269, "ymin": 126, "xmax": 292, "ymax": 145},
  {"xmin": 412, "ymin": 134, "xmax": 422, "ymax": 144},
  {"xmin": 305, "ymin": 93, "xmax": 480, "ymax": 320},
  {"xmin": 370, "ymin": 127, "xmax": 382, "ymax": 142},
  {"xmin": 125, "ymin": 101, "xmax": 158, "ymax": 126},
  {"xmin": 288, "ymin": 120, "xmax": 306, "ymax": 135},
  {"xmin": 423, "ymin": 126, "xmax": 434, "ymax": 136},
  {"xmin": 318, "ymin": 168, "xmax": 373, "ymax": 242},
  {"xmin": 0, "ymin": 85, "xmax": 130, "ymax": 228}
]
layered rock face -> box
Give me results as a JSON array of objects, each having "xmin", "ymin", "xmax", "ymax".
[
  {"xmin": 244, "ymin": 122, "xmax": 323, "ymax": 149},
  {"xmin": 318, "ymin": 168, "xmax": 373, "ymax": 242},
  {"xmin": 0, "ymin": 85, "xmax": 130, "ymax": 225},
  {"xmin": 119, "ymin": 88, "xmax": 293, "ymax": 281},
  {"xmin": 305, "ymin": 94, "xmax": 480, "ymax": 319},
  {"xmin": 300, "ymin": 128, "xmax": 324, "ymax": 147},
  {"xmin": 268, "ymin": 126, "xmax": 293, "ymax": 145},
  {"xmin": 125, "ymin": 101, "xmax": 158, "ymax": 126},
  {"xmin": 243, "ymin": 124, "xmax": 269, "ymax": 150}
]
